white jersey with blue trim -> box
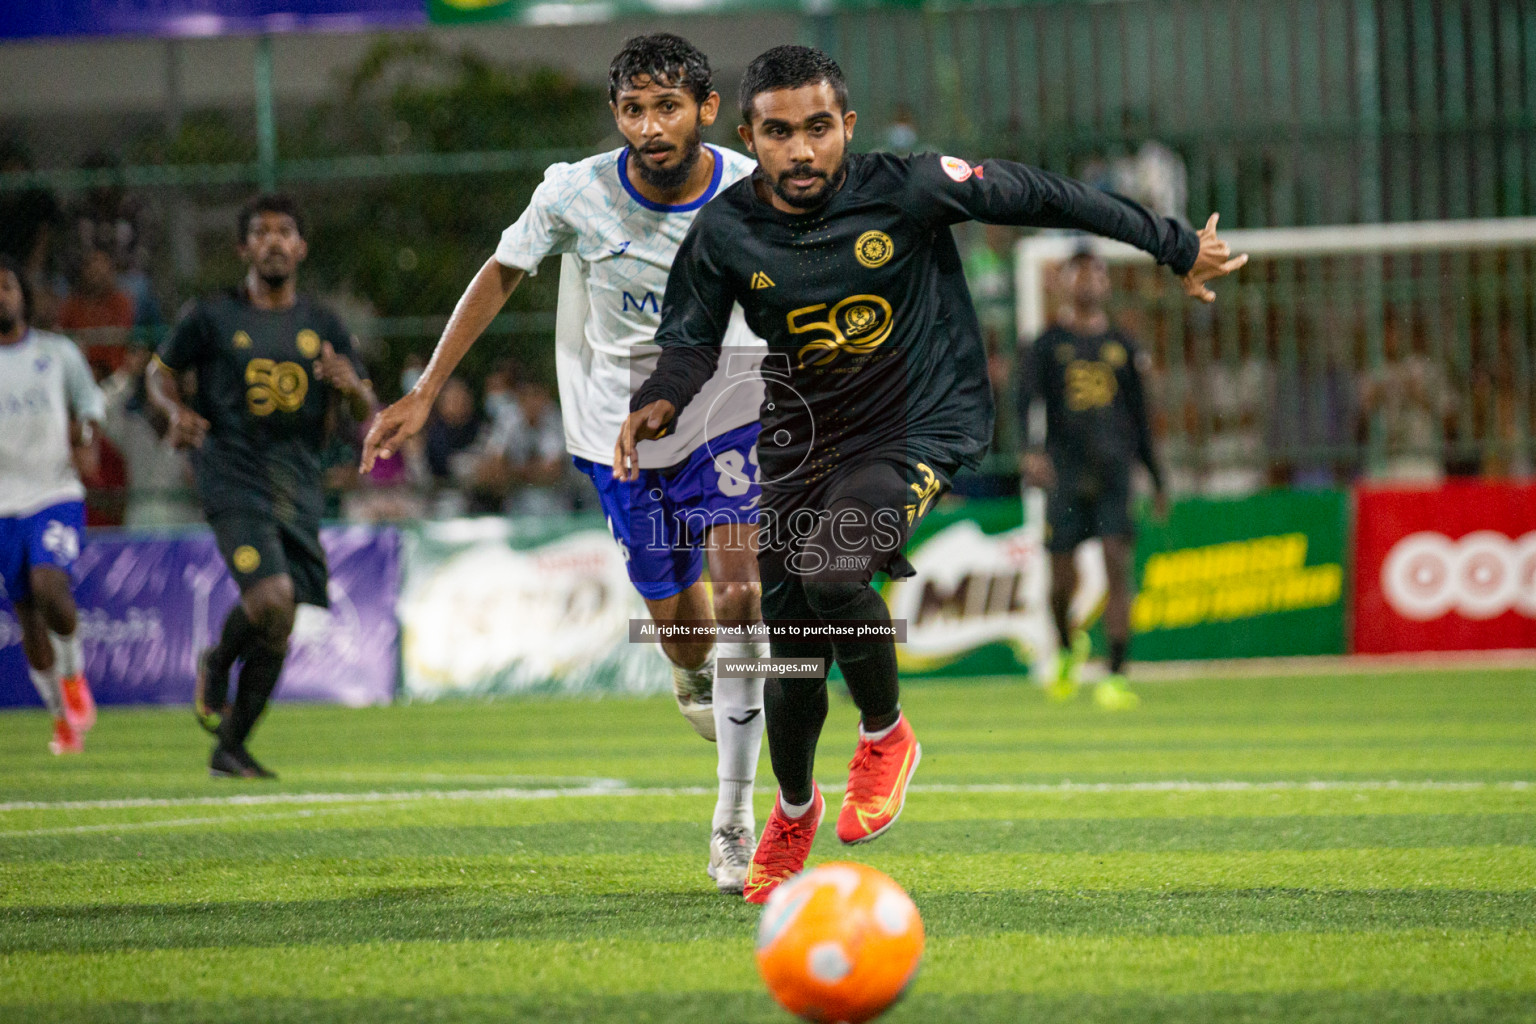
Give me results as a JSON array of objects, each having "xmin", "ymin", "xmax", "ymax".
[
  {"xmin": 0, "ymin": 329, "xmax": 105, "ymax": 518},
  {"xmin": 495, "ymin": 145, "xmax": 765, "ymax": 469}
]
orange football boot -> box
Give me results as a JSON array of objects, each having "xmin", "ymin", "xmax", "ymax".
[
  {"xmin": 835, "ymin": 715, "xmax": 921, "ymax": 845},
  {"xmin": 60, "ymin": 675, "xmax": 96, "ymax": 733}
]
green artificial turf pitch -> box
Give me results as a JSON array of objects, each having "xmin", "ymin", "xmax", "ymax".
[{"xmin": 1, "ymin": 667, "xmax": 1532, "ymax": 1023}]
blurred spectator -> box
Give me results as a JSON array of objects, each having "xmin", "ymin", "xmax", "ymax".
[
  {"xmin": 482, "ymin": 360, "xmax": 518, "ymax": 423},
  {"xmin": 82, "ymin": 359, "xmax": 128, "ymax": 527},
  {"xmin": 1461, "ymin": 323, "xmax": 1532, "ymax": 479},
  {"xmin": 345, "ymin": 408, "xmax": 429, "ymax": 522},
  {"xmin": 1359, "ymin": 320, "xmax": 1453, "ymax": 484},
  {"xmin": 399, "ymin": 351, "xmax": 426, "ymax": 397},
  {"xmin": 99, "ymin": 342, "xmax": 199, "ymax": 526},
  {"xmin": 1268, "ymin": 328, "xmax": 1358, "ymax": 487},
  {"xmin": 71, "ymin": 152, "xmax": 158, "ymax": 329},
  {"xmin": 58, "ymin": 246, "xmax": 134, "ymax": 369},
  {"xmin": 0, "ymin": 142, "xmax": 63, "ymax": 327},
  {"xmin": 1080, "ymin": 115, "xmax": 1188, "ymax": 224},
  {"xmin": 476, "ymin": 379, "xmax": 573, "ymax": 516},
  {"xmin": 885, "ymin": 104, "xmax": 919, "ymax": 154},
  {"xmin": 424, "ymin": 377, "xmax": 481, "ymax": 516},
  {"xmin": 1201, "ymin": 337, "xmax": 1270, "ymax": 495}
]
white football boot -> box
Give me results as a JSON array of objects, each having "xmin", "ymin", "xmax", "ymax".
[
  {"xmin": 672, "ymin": 655, "xmax": 716, "ymax": 741},
  {"xmin": 707, "ymin": 824, "xmax": 756, "ymax": 895}
]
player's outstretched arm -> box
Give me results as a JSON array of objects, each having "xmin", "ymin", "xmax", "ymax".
[
  {"xmin": 913, "ymin": 155, "xmax": 1246, "ymax": 300},
  {"xmin": 1180, "ymin": 213, "xmax": 1248, "ymax": 303},
  {"xmin": 361, "ymin": 257, "xmax": 523, "ymax": 471},
  {"xmin": 145, "ymin": 357, "xmax": 208, "ymax": 449},
  {"xmin": 613, "ymin": 399, "xmax": 677, "ymax": 483}
]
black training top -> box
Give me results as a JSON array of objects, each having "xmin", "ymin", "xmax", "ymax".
[
  {"xmin": 633, "ymin": 151, "xmax": 1197, "ymax": 493},
  {"xmin": 157, "ymin": 288, "xmax": 363, "ymax": 523},
  {"xmin": 1017, "ymin": 324, "xmax": 1164, "ymax": 491}
]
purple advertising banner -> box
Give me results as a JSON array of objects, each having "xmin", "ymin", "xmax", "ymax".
[
  {"xmin": 0, "ymin": 525, "xmax": 398, "ymax": 708},
  {"xmin": 1, "ymin": 1, "xmax": 426, "ymax": 41}
]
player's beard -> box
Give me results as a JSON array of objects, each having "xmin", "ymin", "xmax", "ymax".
[
  {"xmin": 630, "ymin": 122, "xmax": 703, "ymax": 192},
  {"xmin": 0, "ymin": 315, "xmax": 15, "ymax": 335},
  {"xmin": 769, "ymin": 155, "xmax": 847, "ymax": 211}
]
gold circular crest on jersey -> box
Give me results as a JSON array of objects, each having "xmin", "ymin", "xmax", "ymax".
[
  {"xmin": 1101, "ymin": 341, "xmax": 1127, "ymax": 368},
  {"xmin": 855, "ymin": 230, "xmax": 894, "ymax": 268},
  {"xmin": 296, "ymin": 329, "xmax": 321, "ymax": 358},
  {"xmin": 233, "ymin": 545, "xmax": 261, "ymax": 574},
  {"xmin": 232, "ymin": 330, "xmax": 252, "ymax": 350}
]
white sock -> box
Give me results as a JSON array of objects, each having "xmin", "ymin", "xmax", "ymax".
[
  {"xmin": 860, "ymin": 712, "xmax": 902, "ymax": 743},
  {"xmin": 779, "ymin": 792, "xmax": 814, "ymax": 820},
  {"xmin": 29, "ymin": 665, "xmax": 63, "ymax": 717},
  {"xmin": 50, "ymin": 631, "xmax": 83, "ymax": 679},
  {"xmin": 713, "ymin": 640, "xmax": 766, "ymax": 831}
]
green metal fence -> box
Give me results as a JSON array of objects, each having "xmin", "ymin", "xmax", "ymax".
[{"xmin": 3, "ymin": 0, "xmax": 1535, "ymax": 493}]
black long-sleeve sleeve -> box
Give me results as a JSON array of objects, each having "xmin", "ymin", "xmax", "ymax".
[
  {"xmin": 907, "ymin": 155, "xmax": 1199, "ymax": 275},
  {"xmin": 631, "ymin": 214, "xmax": 732, "ymax": 418}
]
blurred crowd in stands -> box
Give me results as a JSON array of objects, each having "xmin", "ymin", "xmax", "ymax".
[{"xmin": 3, "ymin": 138, "xmax": 1531, "ymax": 532}]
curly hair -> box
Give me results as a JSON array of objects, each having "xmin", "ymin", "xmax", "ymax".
[{"xmin": 608, "ymin": 33, "xmax": 713, "ymax": 106}]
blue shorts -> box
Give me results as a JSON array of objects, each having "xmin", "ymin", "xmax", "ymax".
[
  {"xmin": 574, "ymin": 421, "xmax": 762, "ymax": 601},
  {"xmin": 0, "ymin": 500, "xmax": 86, "ymax": 604}
]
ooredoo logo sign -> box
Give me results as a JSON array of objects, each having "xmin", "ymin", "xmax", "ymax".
[
  {"xmin": 1381, "ymin": 531, "xmax": 1536, "ymax": 621},
  {"xmin": 1354, "ymin": 483, "xmax": 1536, "ymax": 653}
]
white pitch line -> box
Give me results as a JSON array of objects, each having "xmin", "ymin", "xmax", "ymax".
[
  {"xmin": 0, "ymin": 805, "xmax": 384, "ymax": 839},
  {"xmin": 0, "ymin": 778, "xmax": 1528, "ymax": 816}
]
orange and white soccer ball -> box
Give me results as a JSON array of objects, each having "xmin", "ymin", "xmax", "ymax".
[{"xmin": 755, "ymin": 863, "xmax": 925, "ymax": 1023}]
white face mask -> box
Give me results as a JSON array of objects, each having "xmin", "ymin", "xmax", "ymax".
[{"xmin": 484, "ymin": 392, "xmax": 516, "ymax": 420}]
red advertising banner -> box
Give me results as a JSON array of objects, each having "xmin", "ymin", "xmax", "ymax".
[{"xmin": 1353, "ymin": 481, "xmax": 1536, "ymax": 653}]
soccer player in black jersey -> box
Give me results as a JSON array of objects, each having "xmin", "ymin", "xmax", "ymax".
[
  {"xmin": 1020, "ymin": 247, "xmax": 1166, "ymax": 711},
  {"xmin": 615, "ymin": 45, "xmax": 1246, "ymax": 902},
  {"xmin": 147, "ymin": 194, "xmax": 376, "ymax": 779}
]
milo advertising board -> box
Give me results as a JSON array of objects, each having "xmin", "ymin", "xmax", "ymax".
[
  {"xmin": 1129, "ymin": 490, "xmax": 1348, "ymax": 660},
  {"xmin": 882, "ymin": 497, "xmax": 1065, "ymax": 678}
]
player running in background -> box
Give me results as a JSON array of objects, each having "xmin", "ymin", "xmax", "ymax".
[
  {"xmin": 616, "ymin": 45, "xmax": 1245, "ymax": 902},
  {"xmin": 147, "ymin": 194, "xmax": 376, "ymax": 780},
  {"xmin": 1019, "ymin": 247, "xmax": 1168, "ymax": 710},
  {"xmin": 361, "ymin": 34, "xmax": 770, "ymax": 895},
  {"xmin": 0, "ymin": 254, "xmax": 103, "ymax": 754}
]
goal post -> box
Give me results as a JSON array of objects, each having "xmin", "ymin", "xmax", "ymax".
[{"xmin": 1014, "ymin": 217, "xmax": 1536, "ymax": 491}]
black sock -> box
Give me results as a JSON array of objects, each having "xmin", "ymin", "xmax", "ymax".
[
  {"xmin": 219, "ymin": 640, "xmax": 287, "ymax": 750},
  {"xmin": 763, "ymin": 641, "xmax": 831, "ymax": 808},
  {"xmin": 1109, "ymin": 638, "xmax": 1129, "ymax": 675},
  {"xmin": 1051, "ymin": 593, "xmax": 1073, "ymax": 647},
  {"xmin": 208, "ymin": 606, "xmax": 258, "ymax": 676},
  {"xmin": 804, "ymin": 579, "xmax": 901, "ymax": 732}
]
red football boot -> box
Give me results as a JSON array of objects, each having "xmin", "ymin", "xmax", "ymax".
[
  {"xmin": 743, "ymin": 787, "xmax": 824, "ymax": 905},
  {"xmin": 60, "ymin": 675, "xmax": 96, "ymax": 733},
  {"xmin": 835, "ymin": 715, "xmax": 922, "ymax": 845},
  {"xmin": 49, "ymin": 717, "xmax": 83, "ymax": 755}
]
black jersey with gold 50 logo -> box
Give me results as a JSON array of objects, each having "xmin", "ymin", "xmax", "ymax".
[
  {"xmin": 157, "ymin": 289, "xmax": 363, "ymax": 522},
  {"xmin": 637, "ymin": 152, "xmax": 1197, "ymax": 500}
]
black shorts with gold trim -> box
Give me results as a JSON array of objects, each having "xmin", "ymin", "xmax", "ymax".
[
  {"xmin": 208, "ymin": 513, "xmax": 329, "ymax": 608},
  {"xmin": 758, "ymin": 450, "xmax": 957, "ymax": 623}
]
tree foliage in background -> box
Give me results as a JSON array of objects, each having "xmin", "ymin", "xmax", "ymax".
[
  {"xmin": 150, "ymin": 37, "xmax": 612, "ymax": 394},
  {"xmin": 296, "ymin": 38, "xmax": 611, "ymax": 392}
]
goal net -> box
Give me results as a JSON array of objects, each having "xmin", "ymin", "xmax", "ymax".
[{"xmin": 1015, "ymin": 217, "xmax": 1536, "ymax": 494}]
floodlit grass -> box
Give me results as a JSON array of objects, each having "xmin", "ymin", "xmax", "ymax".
[{"xmin": 0, "ymin": 668, "xmax": 1532, "ymax": 1022}]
